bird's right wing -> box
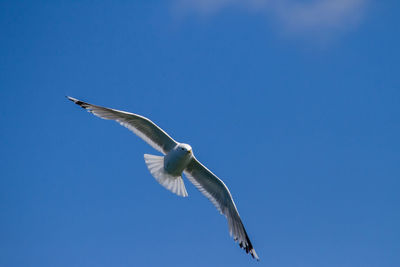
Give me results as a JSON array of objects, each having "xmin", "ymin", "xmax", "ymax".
[
  {"xmin": 67, "ymin": 96, "xmax": 178, "ymax": 154},
  {"xmin": 184, "ymin": 157, "xmax": 259, "ymax": 260}
]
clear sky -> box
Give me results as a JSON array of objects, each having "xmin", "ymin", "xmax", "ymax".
[{"xmin": 1, "ymin": 1, "xmax": 399, "ymax": 266}]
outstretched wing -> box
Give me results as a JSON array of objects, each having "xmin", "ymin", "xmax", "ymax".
[
  {"xmin": 67, "ymin": 96, "xmax": 178, "ymax": 154},
  {"xmin": 184, "ymin": 157, "xmax": 259, "ymax": 260}
]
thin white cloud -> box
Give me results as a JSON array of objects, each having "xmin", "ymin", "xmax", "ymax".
[
  {"xmin": 273, "ymin": 0, "xmax": 367, "ymax": 34},
  {"xmin": 174, "ymin": 0, "xmax": 270, "ymax": 14},
  {"xmin": 173, "ymin": 0, "xmax": 368, "ymax": 37}
]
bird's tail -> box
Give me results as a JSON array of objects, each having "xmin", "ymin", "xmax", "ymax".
[{"xmin": 144, "ymin": 154, "xmax": 188, "ymax": 197}]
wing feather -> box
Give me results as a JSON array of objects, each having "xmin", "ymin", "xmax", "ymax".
[
  {"xmin": 67, "ymin": 96, "xmax": 177, "ymax": 154},
  {"xmin": 184, "ymin": 157, "xmax": 259, "ymax": 260}
]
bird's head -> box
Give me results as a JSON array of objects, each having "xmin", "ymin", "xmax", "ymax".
[{"xmin": 178, "ymin": 143, "xmax": 192, "ymax": 154}]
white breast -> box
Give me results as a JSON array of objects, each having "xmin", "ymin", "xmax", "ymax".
[{"xmin": 163, "ymin": 146, "xmax": 193, "ymax": 176}]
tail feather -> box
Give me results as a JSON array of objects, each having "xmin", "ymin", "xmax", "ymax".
[{"xmin": 144, "ymin": 154, "xmax": 188, "ymax": 197}]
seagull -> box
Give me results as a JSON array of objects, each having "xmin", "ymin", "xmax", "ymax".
[{"xmin": 67, "ymin": 96, "xmax": 259, "ymax": 260}]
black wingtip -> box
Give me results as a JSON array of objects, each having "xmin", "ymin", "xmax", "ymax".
[
  {"xmin": 66, "ymin": 96, "xmax": 88, "ymax": 109},
  {"xmin": 237, "ymin": 222, "xmax": 259, "ymax": 261}
]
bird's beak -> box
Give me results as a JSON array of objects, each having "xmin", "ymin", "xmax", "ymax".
[{"xmin": 188, "ymin": 149, "xmax": 192, "ymax": 153}]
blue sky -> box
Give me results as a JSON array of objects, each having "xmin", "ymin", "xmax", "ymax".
[{"xmin": 1, "ymin": 1, "xmax": 399, "ymax": 266}]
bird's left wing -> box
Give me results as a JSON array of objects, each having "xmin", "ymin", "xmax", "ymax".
[
  {"xmin": 67, "ymin": 96, "xmax": 178, "ymax": 154},
  {"xmin": 184, "ymin": 157, "xmax": 259, "ymax": 260}
]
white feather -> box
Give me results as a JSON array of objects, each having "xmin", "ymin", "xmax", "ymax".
[
  {"xmin": 184, "ymin": 157, "xmax": 259, "ymax": 260},
  {"xmin": 67, "ymin": 96, "xmax": 177, "ymax": 154},
  {"xmin": 144, "ymin": 154, "xmax": 188, "ymax": 197}
]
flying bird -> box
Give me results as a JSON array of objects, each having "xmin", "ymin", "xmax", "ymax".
[{"xmin": 67, "ymin": 96, "xmax": 259, "ymax": 260}]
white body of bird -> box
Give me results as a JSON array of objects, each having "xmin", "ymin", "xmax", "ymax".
[
  {"xmin": 144, "ymin": 143, "xmax": 193, "ymax": 198},
  {"xmin": 164, "ymin": 143, "xmax": 193, "ymax": 175}
]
